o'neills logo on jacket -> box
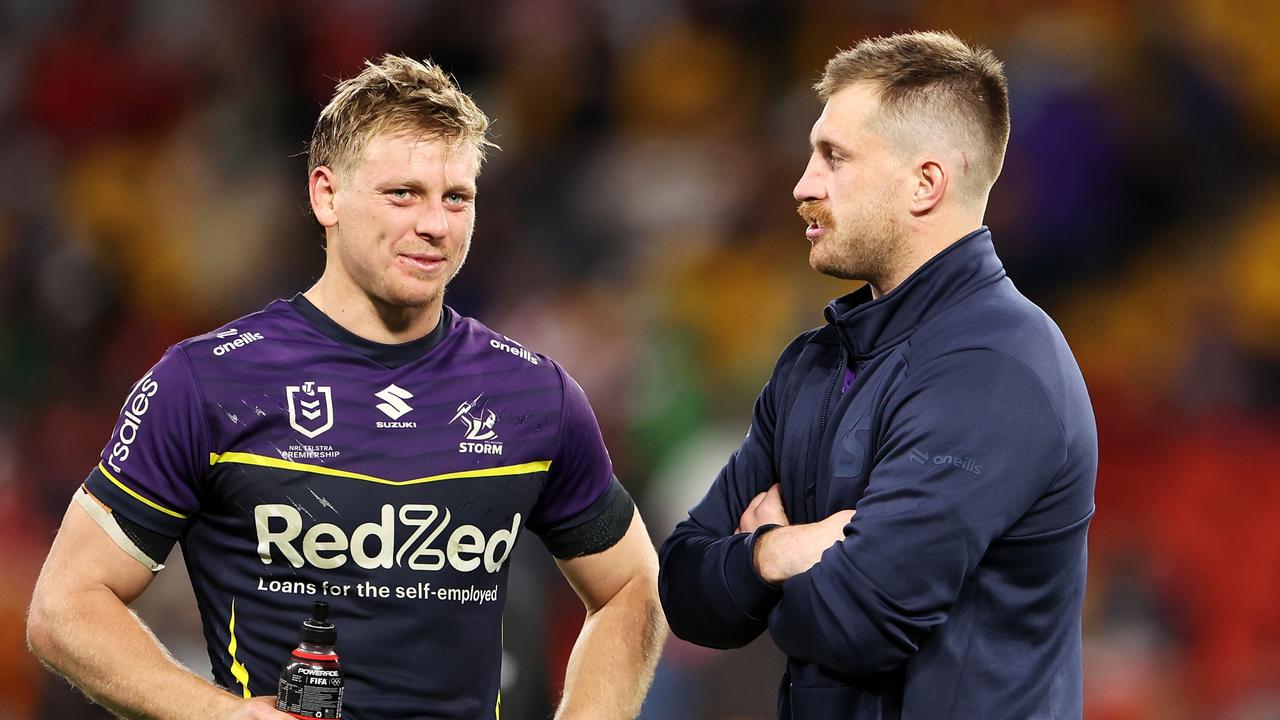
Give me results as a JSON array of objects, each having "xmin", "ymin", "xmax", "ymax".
[
  {"xmin": 107, "ymin": 370, "xmax": 159, "ymax": 474},
  {"xmin": 909, "ymin": 448, "xmax": 982, "ymax": 475}
]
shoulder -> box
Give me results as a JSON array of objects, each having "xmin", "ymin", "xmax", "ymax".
[
  {"xmin": 449, "ymin": 311, "xmax": 574, "ymax": 391},
  {"xmin": 453, "ymin": 314, "xmax": 549, "ymax": 366},
  {"xmin": 174, "ymin": 298, "xmax": 299, "ymax": 362},
  {"xmin": 903, "ymin": 279, "xmax": 1080, "ymax": 387},
  {"xmin": 449, "ymin": 314, "xmax": 608, "ymax": 454},
  {"xmin": 892, "ymin": 281, "xmax": 1093, "ymax": 445}
]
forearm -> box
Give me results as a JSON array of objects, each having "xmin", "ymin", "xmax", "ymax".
[
  {"xmin": 751, "ymin": 511, "xmax": 851, "ymax": 585},
  {"xmin": 555, "ymin": 575, "xmax": 666, "ymax": 720},
  {"xmin": 749, "ymin": 510, "xmax": 917, "ymax": 676},
  {"xmin": 657, "ymin": 520, "xmax": 781, "ymax": 648},
  {"xmin": 767, "ymin": 563, "xmax": 919, "ymax": 678},
  {"xmin": 28, "ymin": 582, "xmax": 242, "ymax": 719}
]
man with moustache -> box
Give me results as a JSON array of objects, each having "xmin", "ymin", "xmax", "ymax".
[
  {"xmin": 659, "ymin": 31, "xmax": 1097, "ymax": 719},
  {"xmin": 28, "ymin": 55, "xmax": 664, "ymax": 720}
]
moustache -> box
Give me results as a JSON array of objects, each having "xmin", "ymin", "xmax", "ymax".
[{"xmin": 797, "ymin": 201, "xmax": 834, "ymax": 228}]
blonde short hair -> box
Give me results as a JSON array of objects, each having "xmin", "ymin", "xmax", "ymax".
[
  {"xmin": 817, "ymin": 31, "xmax": 1010, "ymax": 196},
  {"xmin": 308, "ymin": 54, "xmax": 497, "ymax": 176}
]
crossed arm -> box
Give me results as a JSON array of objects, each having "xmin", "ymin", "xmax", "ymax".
[
  {"xmin": 660, "ymin": 349, "xmax": 1071, "ymax": 677},
  {"xmin": 736, "ymin": 483, "xmax": 853, "ymax": 585}
]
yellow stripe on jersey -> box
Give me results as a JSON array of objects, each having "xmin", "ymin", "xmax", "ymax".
[
  {"xmin": 96, "ymin": 463, "xmax": 189, "ymax": 519},
  {"xmin": 209, "ymin": 451, "xmax": 553, "ymax": 487},
  {"xmin": 496, "ymin": 621, "xmax": 503, "ymax": 719},
  {"xmin": 228, "ymin": 598, "xmax": 251, "ymax": 698}
]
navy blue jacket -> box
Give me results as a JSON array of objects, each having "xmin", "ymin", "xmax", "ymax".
[{"xmin": 659, "ymin": 229, "xmax": 1097, "ymax": 719}]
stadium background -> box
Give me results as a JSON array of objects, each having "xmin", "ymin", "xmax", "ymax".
[{"xmin": 2, "ymin": 1, "xmax": 1278, "ymax": 718}]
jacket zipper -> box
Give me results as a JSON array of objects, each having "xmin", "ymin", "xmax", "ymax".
[{"xmin": 818, "ymin": 352, "xmax": 846, "ymax": 438}]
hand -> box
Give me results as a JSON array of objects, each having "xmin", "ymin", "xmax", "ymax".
[
  {"xmin": 737, "ymin": 484, "xmax": 790, "ymax": 534},
  {"xmin": 752, "ymin": 508, "xmax": 855, "ymax": 585},
  {"xmin": 225, "ymin": 696, "xmax": 294, "ymax": 719}
]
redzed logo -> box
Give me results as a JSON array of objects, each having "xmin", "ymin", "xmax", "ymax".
[{"xmin": 255, "ymin": 503, "xmax": 521, "ymax": 573}]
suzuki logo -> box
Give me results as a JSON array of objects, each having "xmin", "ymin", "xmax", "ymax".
[
  {"xmin": 375, "ymin": 384, "xmax": 414, "ymax": 420},
  {"xmin": 286, "ymin": 382, "xmax": 334, "ymax": 439}
]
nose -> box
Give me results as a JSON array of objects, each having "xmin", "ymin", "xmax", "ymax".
[
  {"xmin": 793, "ymin": 153, "xmax": 826, "ymax": 203},
  {"xmin": 416, "ymin": 199, "xmax": 449, "ymax": 241}
]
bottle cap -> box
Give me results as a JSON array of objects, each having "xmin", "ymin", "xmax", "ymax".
[{"xmin": 299, "ymin": 601, "xmax": 337, "ymax": 646}]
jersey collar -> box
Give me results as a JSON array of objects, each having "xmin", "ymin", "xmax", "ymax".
[{"xmin": 287, "ymin": 293, "xmax": 453, "ymax": 369}]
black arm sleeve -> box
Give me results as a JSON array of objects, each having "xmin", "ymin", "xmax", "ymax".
[{"xmin": 537, "ymin": 476, "xmax": 635, "ymax": 559}]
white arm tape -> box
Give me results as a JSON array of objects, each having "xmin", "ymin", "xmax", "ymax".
[{"xmin": 75, "ymin": 488, "xmax": 165, "ymax": 572}]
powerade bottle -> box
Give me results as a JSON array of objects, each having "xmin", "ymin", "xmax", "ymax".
[{"xmin": 276, "ymin": 601, "xmax": 344, "ymax": 719}]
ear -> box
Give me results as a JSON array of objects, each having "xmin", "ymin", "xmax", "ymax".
[
  {"xmin": 910, "ymin": 159, "xmax": 947, "ymax": 215},
  {"xmin": 309, "ymin": 166, "xmax": 340, "ymax": 228}
]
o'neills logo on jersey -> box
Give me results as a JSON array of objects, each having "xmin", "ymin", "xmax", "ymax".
[
  {"xmin": 255, "ymin": 503, "xmax": 521, "ymax": 573},
  {"xmin": 212, "ymin": 328, "xmax": 264, "ymax": 356},
  {"xmin": 490, "ymin": 337, "xmax": 538, "ymax": 365},
  {"xmin": 106, "ymin": 370, "xmax": 159, "ymax": 474},
  {"xmin": 451, "ymin": 395, "xmax": 502, "ymax": 455}
]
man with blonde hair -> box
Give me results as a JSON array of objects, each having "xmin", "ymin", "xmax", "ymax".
[
  {"xmin": 28, "ymin": 54, "xmax": 665, "ymax": 720},
  {"xmin": 660, "ymin": 31, "xmax": 1096, "ymax": 719}
]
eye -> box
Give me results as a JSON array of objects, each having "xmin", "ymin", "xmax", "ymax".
[
  {"xmin": 445, "ymin": 192, "xmax": 473, "ymax": 206},
  {"xmin": 387, "ymin": 188, "xmax": 413, "ymax": 202}
]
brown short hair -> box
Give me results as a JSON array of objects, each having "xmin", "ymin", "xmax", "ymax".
[
  {"xmin": 817, "ymin": 31, "xmax": 1010, "ymax": 196},
  {"xmin": 308, "ymin": 54, "xmax": 497, "ymax": 176}
]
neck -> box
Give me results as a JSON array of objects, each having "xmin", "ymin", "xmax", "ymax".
[
  {"xmin": 868, "ymin": 214, "xmax": 985, "ymax": 300},
  {"xmin": 304, "ymin": 273, "xmax": 442, "ymax": 344}
]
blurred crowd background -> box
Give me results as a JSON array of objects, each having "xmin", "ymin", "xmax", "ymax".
[{"xmin": 1, "ymin": 0, "xmax": 1278, "ymax": 718}]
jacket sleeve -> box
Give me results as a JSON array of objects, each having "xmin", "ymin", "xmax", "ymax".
[
  {"xmin": 767, "ymin": 349, "xmax": 1067, "ymax": 676},
  {"xmin": 657, "ymin": 336, "xmax": 810, "ymax": 649}
]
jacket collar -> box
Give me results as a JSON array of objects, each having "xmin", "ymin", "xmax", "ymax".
[{"xmin": 822, "ymin": 227, "xmax": 1006, "ymax": 360}]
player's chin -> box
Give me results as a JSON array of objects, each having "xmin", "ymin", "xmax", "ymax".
[
  {"xmin": 809, "ymin": 249, "xmax": 856, "ymax": 281},
  {"xmin": 809, "ymin": 245, "xmax": 836, "ymax": 274},
  {"xmin": 383, "ymin": 277, "xmax": 445, "ymax": 309}
]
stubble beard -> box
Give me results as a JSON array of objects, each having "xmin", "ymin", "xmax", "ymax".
[
  {"xmin": 334, "ymin": 228, "xmax": 473, "ymax": 312},
  {"xmin": 799, "ymin": 197, "xmax": 906, "ymax": 286},
  {"xmin": 382, "ymin": 237, "xmax": 471, "ymax": 310}
]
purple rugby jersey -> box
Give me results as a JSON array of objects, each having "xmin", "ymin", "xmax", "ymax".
[{"xmin": 84, "ymin": 295, "xmax": 623, "ymax": 720}]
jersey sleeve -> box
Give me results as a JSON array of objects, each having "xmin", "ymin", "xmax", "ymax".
[
  {"xmin": 526, "ymin": 364, "xmax": 633, "ymax": 559},
  {"xmin": 83, "ymin": 345, "xmax": 208, "ymax": 545}
]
